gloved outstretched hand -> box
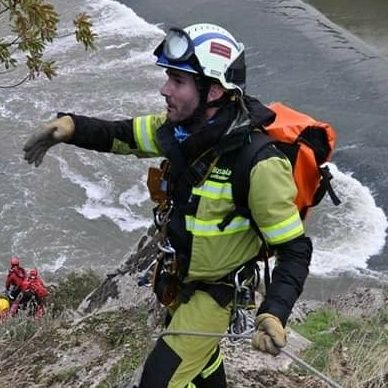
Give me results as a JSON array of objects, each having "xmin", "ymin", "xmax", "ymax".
[
  {"xmin": 252, "ymin": 313, "xmax": 287, "ymax": 355},
  {"xmin": 23, "ymin": 115, "xmax": 75, "ymax": 167}
]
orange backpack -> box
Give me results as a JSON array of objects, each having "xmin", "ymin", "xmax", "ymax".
[
  {"xmin": 214, "ymin": 102, "xmax": 342, "ymax": 290},
  {"xmin": 221, "ymin": 102, "xmax": 341, "ymax": 230},
  {"xmin": 264, "ymin": 102, "xmax": 339, "ymax": 218}
]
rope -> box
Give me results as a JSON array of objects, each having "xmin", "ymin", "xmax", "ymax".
[{"xmin": 157, "ymin": 330, "xmax": 343, "ymax": 388}]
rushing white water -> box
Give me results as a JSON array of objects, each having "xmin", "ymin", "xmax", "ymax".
[{"xmin": 0, "ymin": 0, "xmax": 386, "ymax": 281}]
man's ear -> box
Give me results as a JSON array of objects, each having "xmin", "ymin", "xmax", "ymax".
[{"xmin": 207, "ymin": 83, "xmax": 225, "ymax": 103}]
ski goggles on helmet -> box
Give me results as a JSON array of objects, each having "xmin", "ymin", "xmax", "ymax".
[
  {"xmin": 163, "ymin": 28, "xmax": 194, "ymax": 62},
  {"xmin": 154, "ymin": 28, "xmax": 203, "ymax": 74}
]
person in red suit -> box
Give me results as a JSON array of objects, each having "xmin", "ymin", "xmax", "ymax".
[
  {"xmin": 5, "ymin": 256, "xmax": 27, "ymax": 301},
  {"xmin": 10, "ymin": 268, "xmax": 49, "ymax": 318},
  {"xmin": 26, "ymin": 268, "xmax": 49, "ymax": 318}
]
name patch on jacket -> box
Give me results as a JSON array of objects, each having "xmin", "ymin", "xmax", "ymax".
[{"xmin": 209, "ymin": 166, "xmax": 232, "ymax": 181}]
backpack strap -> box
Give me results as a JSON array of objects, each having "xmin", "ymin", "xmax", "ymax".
[
  {"xmin": 218, "ymin": 131, "xmax": 275, "ymax": 231},
  {"xmin": 299, "ymin": 165, "xmax": 342, "ymax": 219},
  {"xmin": 185, "ymin": 129, "xmax": 250, "ymax": 187},
  {"xmin": 217, "ymin": 131, "xmax": 277, "ymax": 293},
  {"xmin": 317, "ymin": 166, "xmax": 341, "ymax": 206}
]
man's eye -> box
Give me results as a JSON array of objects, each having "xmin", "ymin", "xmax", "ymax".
[{"xmin": 171, "ymin": 77, "xmax": 183, "ymax": 85}]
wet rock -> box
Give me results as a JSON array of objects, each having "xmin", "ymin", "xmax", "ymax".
[{"xmin": 327, "ymin": 286, "xmax": 387, "ymax": 318}]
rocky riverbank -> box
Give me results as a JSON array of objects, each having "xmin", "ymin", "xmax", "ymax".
[{"xmin": 0, "ymin": 228, "xmax": 386, "ymax": 387}]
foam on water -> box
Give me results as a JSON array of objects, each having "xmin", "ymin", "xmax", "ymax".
[
  {"xmin": 86, "ymin": 0, "xmax": 162, "ymax": 37},
  {"xmin": 1, "ymin": 0, "xmax": 387, "ymax": 279},
  {"xmin": 55, "ymin": 154, "xmax": 150, "ymax": 233},
  {"xmin": 119, "ymin": 178, "xmax": 150, "ymax": 208},
  {"xmin": 309, "ymin": 163, "xmax": 388, "ymax": 276},
  {"xmin": 41, "ymin": 255, "xmax": 68, "ymax": 273}
]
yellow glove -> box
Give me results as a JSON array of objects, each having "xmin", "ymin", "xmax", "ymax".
[
  {"xmin": 23, "ymin": 115, "xmax": 75, "ymax": 167},
  {"xmin": 252, "ymin": 313, "xmax": 287, "ymax": 355}
]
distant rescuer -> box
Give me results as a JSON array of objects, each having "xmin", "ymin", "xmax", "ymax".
[
  {"xmin": 11, "ymin": 268, "xmax": 49, "ymax": 319},
  {"xmin": 26, "ymin": 268, "xmax": 49, "ymax": 318},
  {"xmin": 5, "ymin": 256, "xmax": 27, "ymax": 301},
  {"xmin": 23, "ymin": 23, "xmax": 312, "ymax": 387}
]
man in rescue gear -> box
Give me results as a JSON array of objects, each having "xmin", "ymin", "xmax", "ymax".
[
  {"xmin": 10, "ymin": 268, "xmax": 48, "ymax": 318},
  {"xmin": 5, "ymin": 256, "xmax": 27, "ymax": 301},
  {"xmin": 23, "ymin": 23, "xmax": 313, "ymax": 387}
]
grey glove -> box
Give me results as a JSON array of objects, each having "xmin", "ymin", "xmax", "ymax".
[
  {"xmin": 23, "ymin": 115, "xmax": 75, "ymax": 167},
  {"xmin": 252, "ymin": 313, "xmax": 287, "ymax": 356}
]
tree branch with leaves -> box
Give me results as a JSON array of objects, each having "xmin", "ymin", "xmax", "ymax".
[{"xmin": 0, "ymin": 0, "xmax": 97, "ymax": 88}]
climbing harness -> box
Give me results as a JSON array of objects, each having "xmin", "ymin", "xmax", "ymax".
[
  {"xmin": 156, "ymin": 239, "xmax": 178, "ymax": 279},
  {"xmin": 140, "ymin": 164, "xmax": 178, "ymax": 297},
  {"xmin": 151, "ymin": 239, "xmax": 180, "ymax": 306},
  {"xmin": 156, "ymin": 330, "xmax": 344, "ymax": 388},
  {"xmin": 137, "ymin": 239, "xmax": 180, "ymax": 306},
  {"xmin": 154, "ymin": 202, "xmax": 173, "ymax": 230}
]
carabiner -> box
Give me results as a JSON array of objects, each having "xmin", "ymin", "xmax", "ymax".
[{"xmin": 157, "ymin": 240, "xmax": 176, "ymax": 255}]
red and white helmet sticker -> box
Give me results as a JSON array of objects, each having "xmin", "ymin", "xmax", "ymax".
[{"xmin": 210, "ymin": 42, "xmax": 231, "ymax": 59}]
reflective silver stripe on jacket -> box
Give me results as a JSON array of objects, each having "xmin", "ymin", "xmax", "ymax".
[
  {"xmin": 185, "ymin": 215, "xmax": 250, "ymax": 236},
  {"xmin": 192, "ymin": 181, "xmax": 232, "ymax": 200},
  {"xmin": 260, "ymin": 211, "xmax": 303, "ymax": 244},
  {"xmin": 133, "ymin": 116, "xmax": 159, "ymax": 155}
]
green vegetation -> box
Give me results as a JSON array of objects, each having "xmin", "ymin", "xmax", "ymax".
[
  {"xmin": 45, "ymin": 367, "xmax": 80, "ymax": 386},
  {"xmin": 292, "ymin": 309, "xmax": 351, "ymax": 370},
  {"xmin": 0, "ymin": 0, "xmax": 96, "ymax": 87},
  {"xmin": 1, "ymin": 313, "xmax": 41, "ymax": 343},
  {"xmin": 292, "ymin": 308, "xmax": 388, "ymax": 387},
  {"xmin": 77, "ymin": 308, "xmax": 151, "ymax": 386},
  {"xmin": 98, "ymin": 336, "xmax": 150, "ymax": 388},
  {"xmin": 50, "ymin": 270, "xmax": 102, "ymax": 316}
]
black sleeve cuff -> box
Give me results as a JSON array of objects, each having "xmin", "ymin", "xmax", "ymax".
[{"xmin": 257, "ymin": 235, "xmax": 312, "ymax": 326}]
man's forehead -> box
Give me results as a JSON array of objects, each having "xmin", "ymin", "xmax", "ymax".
[{"xmin": 166, "ymin": 69, "xmax": 193, "ymax": 79}]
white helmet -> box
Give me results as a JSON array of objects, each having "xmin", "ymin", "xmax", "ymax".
[{"xmin": 154, "ymin": 23, "xmax": 246, "ymax": 94}]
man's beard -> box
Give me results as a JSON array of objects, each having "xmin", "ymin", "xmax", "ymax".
[
  {"xmin": 172, "ymin": 102, "xmax": 208, "ymax": 132},
  {"xmin": 171, "ymin": 78, "xmax": 211, "ymax": 131}
]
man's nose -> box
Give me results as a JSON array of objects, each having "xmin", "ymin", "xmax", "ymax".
[{"xmin": 160, "ymin": 80, "xmax": 171, "ymax": 97}]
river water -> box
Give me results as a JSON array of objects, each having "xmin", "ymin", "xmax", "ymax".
[
  {"xmin": 304, "ymin": 0, "xmax": 388, "ymax": 58},
  {"xmin": 1, "ymin": 0, "xmax": 388, "ymax": 299}
]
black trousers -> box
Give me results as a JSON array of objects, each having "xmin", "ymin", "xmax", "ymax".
[{"xmin": 139, "ymin": 340, "xmax": 227, "ymax": 388}]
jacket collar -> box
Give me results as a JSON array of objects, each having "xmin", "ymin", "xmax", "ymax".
[{"xmin": 155, "ymin": 95, "xmax": 276, "ymax": 182}]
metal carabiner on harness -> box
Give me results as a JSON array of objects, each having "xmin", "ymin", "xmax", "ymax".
[
  {"xmin": 157, "ymin": 239, "xmax": 177, "ymax": 273},
  {"xmin": 233, "ymin": 265, "xmax": 259, "ymax": 310},
  {"xmin": 157, "ymin": 239, "xmax": 175, "ymax": 254},
  {"xmin": 153, "ymin": 239, "xmax": 180, "ymax": 306},
  {"xmin": 137, "ymin": 240, "xmax": 177, "ymax": 288},
  {"xmin": 228, "ymin": 264, "xmax": 259, "ymax": 343},
  {"xmin": 154, "ymin": 201, "xmax": 173, "ymax": 229}
]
